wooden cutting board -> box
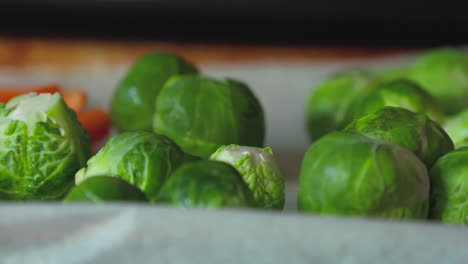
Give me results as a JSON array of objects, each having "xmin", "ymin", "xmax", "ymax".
[{"xmin": 0, "ymin": 36, "xmax": 418, "ymax": 71}]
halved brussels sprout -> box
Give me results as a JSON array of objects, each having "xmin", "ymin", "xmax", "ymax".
[
  {"xmin": 298, "ymin": 131, "xmax": 430, "ymax": 219},
  {"xmin": 75, "ymin": 130, "xmax": 186, "ymax": 201},
  {"xmin": 209, "ymin": 144, "xmax": 285, "ymax": 209},
  {"xmin": 0, "ymin": 93, "xmax": 92, "ymax": 200},
  {"xmin": 407, "ymin": 48, "xmax": 468, "ymax": 115},
  {"xmin": 156, "ymin": 160, "xmax": 254, "ymax": 209},
  {"xmin": 345, "ymin": 106, "xmax": 454, "ymax": 168},
  {"xmin": 153, "ymin": 75, "xmax": 265, "ymax": 159},
  {"xmin": 429, "ymin": 147, "xmax": 468, "ymax": 225},
  {"xmin": 306, "ymin": 70, "xmax": 377, "ymax": 142},
  {"xmin": 351, "ymin": 79, "xmax": 444, "ymax": 124},
  {"xmin": 444, "ymin": 109, "xmax": 468, "ymax": 149},
  {"xmin": 111, "ymin": 52, "xmax": 198, "ymax": 132},
  {"xmin": 64, "ymin": 176, "xmax": 148, "ymax": 202}
]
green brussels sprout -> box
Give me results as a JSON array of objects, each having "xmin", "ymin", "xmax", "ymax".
[
  {"xmin": 156, "ymin": 160, "xmax": 254, "ymax": 209},
  {"xmin": 345, "ymin": 106, "xmax": 454, "ymax": 168},
  {"xmin": 75, "ymin": 130, "xmax": 186, "ymax": 201},
  {"xmin": 111, "ymin": 52, "xmax": 198, "ymax": 132},
  {"xmin": 378, "ymin": 67, "xmax": 410, "ymax": 82},
  {"xmin": 429, "ymin": 147, "xmax": 468, "ymax": 225},
  {"xmin": 209, "ymin": 144, "xmax": 285, "ymax": 209},
  {"xmin": 64, "ymin": 176, "xmax": 148, "ymax": 202},
  {"xmin": 444, "ymin": 109, "xmax": 468, "ymax": 149},
  {"xmin": 298, "ymin": 131, "xmax": 430, "ymax": 219},
  {"xmin": 153, "ymin": 75, "xmax": 265, "ymax": 159},
  {"xmin": 0, "ymin": 93, "xmax": 92, "ymax": 200},
  {"xmin": 351, "ymin": 79, "xmax": 444, "ymax": 124},
  {"xmin": 406, "ymin": 48, "xmax": 468, "ymax": 115},
  {"xmin": 306, "ymin": 70, "xmax": 377, "ymax": 142},
  {"xmin": 183, "ymin": 153, "xmax": 203, "ymax": 163}
]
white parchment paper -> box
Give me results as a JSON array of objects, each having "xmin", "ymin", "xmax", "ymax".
[{"xmin": 0, "ymin": 204, "xmax": 467, "ymax": 264}]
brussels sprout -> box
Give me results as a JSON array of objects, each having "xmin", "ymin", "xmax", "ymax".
[
  {"xmin": 156, "ymin": 160, "xmax": 254, "ymax": 208},
  {"xmin": 444, "ymin": 109, "xmax": 468, "ymax": 149},
  {"xmin": 183, "ymin": 153, "xmax": 203, "ymax": 163},
  {"xmin": 429, "ymin": 147, "xmax": 468, "ymax": 225},
  {"xmin": 406, "ymin": 48, "xmax": 468, "ymax": 115},
  {"xmin": 153, "ymin": 75, "xmax": 265, "ymax": 159},
  {"xmin": 64, "ymin": 176, "xmax": 148, "ymax": 202},
  {"xmin": 75, "ymin": 130, "xmax": 186, "ymax": 201},
  {"xmin": 378, "ymin": 67, "xmax": 410, "ymax": 82},
  {"xmin": 111, "ymin": 52, "xmax": 198, "ymax": 132},
  {"xmin": 0, "ymin": 93, "xmax": 92, "ymax": 200},
  {"xmin": 209, "ymin": 144, "xmax": 285, "ymax": 209},
  {"xmin": 345, "ymin": 106, "xmax": 454, "ymax": 168},
  {"xmin": 351, "ymin": 79, "xmax": 444, "ymax": 124},
  {"xmin": 306, "ymin": 70, "xmax": 377, "ymax": 142},
  {"xmin": 298, "ymin": 131, "xmax": 430, "ymax": 219}
]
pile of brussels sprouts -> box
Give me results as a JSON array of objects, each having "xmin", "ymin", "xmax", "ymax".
[
  {"xmin": 0, "ymin": 52, "xmax": 285, "ymax": 211},
  {"xmin": 0, "ymin": 47, "xmax": 466, "ymax": 226},
  {"xmin": 303, "ymin": 47, "xmax": 468, "ymax": 225}
]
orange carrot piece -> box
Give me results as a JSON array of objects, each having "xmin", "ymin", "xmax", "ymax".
[
  {"xmin": 0, "ymin": 84, "xmax": 61, "ymax": 103},
  {"xmin": 0, "ymin": 91, "xmax": 27, "ymax": 103},
  {"xmin": 34, "ymin": 84, "xmax": 61, "ymax": 95},
  {"xmin": 62, "ymin": 89, "xmax": 88, "ymax": 113},
  {"xmin": 77, "ymin": 108, "xmax": 112, "ymax": 144}
]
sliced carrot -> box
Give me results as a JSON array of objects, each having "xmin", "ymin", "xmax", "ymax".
[
  {"xmin": 77, "ymin": 108, "xmax": 112, "ymax": 144},
  {"xmin": 34, "ymin": 84, "xmax": 61, "ymax": 95},
  {"xmin": 0, "ymin": 91, "xmax": 27, "ymax": 103},
  {"xmin": 0, "ymin": 84, "xmax": 61, "ymax": 103},
  {"xmin": 62, "ymin": 89, "xmax": 88, "ymax": 113}
]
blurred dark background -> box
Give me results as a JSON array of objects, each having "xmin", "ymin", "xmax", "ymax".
[{"xmin": 0, "ymin": 0, "xmax": 467, "ymax": 46}]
